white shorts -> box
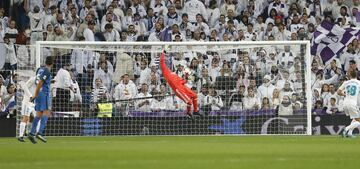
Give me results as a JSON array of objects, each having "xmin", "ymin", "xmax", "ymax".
[
  {"xmin": 21, "ymin": 101, "xmax": 35, "ymax": 116},
  {"xmin": 343, "ymin": 102, "xmax": 360, "ymax": 119}
]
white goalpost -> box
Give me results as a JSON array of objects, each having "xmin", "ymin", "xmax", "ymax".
[{"xmin": 25, "ymin": 41, "xmax": 312, "ymax": 136}]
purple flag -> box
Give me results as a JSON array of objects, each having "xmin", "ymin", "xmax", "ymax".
[{"xmin": 311, "ymin": 21, "xmax": 360, "ymax": 64}]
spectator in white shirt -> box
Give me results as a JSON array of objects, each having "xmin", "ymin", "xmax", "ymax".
[
  {"xmin": 243, "ymin": 87, "xmax": 260, "ymax": 110},
  {"xmin": 113, "ymin": 74, "xmax": 137, "ymax": 116},
  {"xmin": 83, "ymin": 20, "xmax": 96, "ymax": 41},
  {"xmin": 103, "ymin": 23, "xmax": 120, "ymax": 41},
  {"xmin": 257, "ymin": 75, "xmax": 275, "ymax": 101},
  {"xmin": 183, "ymin": 0, "xmax": 208, "ymax": 23},
  {"xmin": 135, "ymin": 83, "xmax": 152, "ymax": 112},
  {"xmin": 26, "ymin": 5, "xmax": 44, "ymax": 44},
  {"xmin": 129, "ymin": 0, "xmax": 147, "ymax": 18},
  {"xmin": 4, "ymin": 20, "xmax": 18, "ymax": 44},
  {"xmin": 203, "ymin": 86, "xmax": 224, "ymax": 112},
  {"xmin": 164, "ymin": 5, "xmax": 182, "ymax": 27},
  {"xmin": 93, "ymin": 60, "xmax": 113, "ymax": 90},
  {"xmin": 138, "ymin": 59, "xmax": 152, "ymax": 85},
  {"xmin": 101, "ymin": 12, "xmax": 122, "ymax": 32}
]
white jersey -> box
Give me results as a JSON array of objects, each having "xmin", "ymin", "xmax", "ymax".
[
  {"xmin": 19, "ymin": 77, "xmax": 36, "ymax": 116},
  {"xmin": 28, "ymin": 11, "xmax": 44, "ymax": 31},
  {"xmin": 339, "ymin": 79, "xmax": 360, "ymax": 104}
]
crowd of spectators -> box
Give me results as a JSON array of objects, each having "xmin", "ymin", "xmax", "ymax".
[{"xmin": 1, "ymin": 0, "xmax": 360, "ymax": 117}]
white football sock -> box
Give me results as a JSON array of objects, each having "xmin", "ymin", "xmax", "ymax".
[
  {"xmin": 26, "ymin": 123, "xmax": 32, "ymax": 134},
  {"xmin": 19, "ymin": 122, "xmax": 26, "ymax": 137},
  {"xmin": 346, "ymin": 121, "xmax": 360, "ymax": 136}
]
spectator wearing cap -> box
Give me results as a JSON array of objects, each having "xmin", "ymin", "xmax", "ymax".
[
  {"xmin": 183, "ymin": 0, "xmax": 208, "ymax": 23},
  {"xmin": 101, "ymin": 13, "xmax": 122, "ymax": 33},
  {"xmin": 257, "ymin": 75, "xmax": 275, "ymax": 101},
  {"xmin": 84, "ymin": 20, "xmax": 96, "ymax": 41},
  {"xmin": 113, "ymin": 73, "xmax": 137, "ymax": 116},
  {"xmin": 135, "ymin": 83, "xmax": 152, "ymax": 112},
  {"xmin": 129, "ymin": 0, "xmax": 147, "ymax": 18},
  {"xmin": 54, "ymin": 62, "xmax": 73, "ymax": 112}
]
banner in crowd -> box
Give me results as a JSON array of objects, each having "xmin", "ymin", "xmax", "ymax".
[{"xmin": 311, "ymin": 21, "xmax": 360, "ymax": 64}]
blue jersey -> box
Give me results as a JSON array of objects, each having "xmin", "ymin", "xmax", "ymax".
[{"xmin": 35, "ymin": 67, "xmax": 52, "ymax": 95}]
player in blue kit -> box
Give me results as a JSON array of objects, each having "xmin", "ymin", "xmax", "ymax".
[{"xmin": 28, "ymin": 57, "xmax": 54, "ymax": 144}]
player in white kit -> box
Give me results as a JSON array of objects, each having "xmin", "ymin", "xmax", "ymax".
[
  {"xmin": 17, "ymin": 77, "xmax": 38, "ymax": 142},
  {"xmin": 337, "ymin": 70, "xmax": 360, "ymax": 138}
]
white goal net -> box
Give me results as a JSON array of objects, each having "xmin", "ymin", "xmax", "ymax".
[{"xmin": 16, "ymin": 41, "xmax": 311, "ymax": 136}]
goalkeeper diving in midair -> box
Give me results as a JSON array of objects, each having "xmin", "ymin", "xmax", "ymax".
[{"xmin": 160, "ymin": 51, "xmax": 202, "ymax": 118}]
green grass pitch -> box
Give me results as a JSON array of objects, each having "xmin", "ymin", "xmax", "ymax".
[{"xmin": 0, "ymin": 136, "xmax": 359, "ymax": 169}]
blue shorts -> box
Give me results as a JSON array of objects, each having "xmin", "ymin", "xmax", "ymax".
[{"xmin": 35, "ymin": 92, "xmax": 51, "ymax": 112}]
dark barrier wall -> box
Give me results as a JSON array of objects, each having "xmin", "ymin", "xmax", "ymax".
[
  {"xmin": 1, "ymin": 115, "xmax": 357, "ymax": 137},
  {"xmin": 0, "ymin": 118, "xmax": 16, "ymax": 137},
  {"xmin": 44, "ymin": 115, "xmax": 357, "ymax": 136}
]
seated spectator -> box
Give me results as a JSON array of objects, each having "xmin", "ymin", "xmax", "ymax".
[
  {"xmin": 0, "ymin": 83, "xmax": 16, "ymax": 118},
  {"xmin": 135, "ymin": 83, "xmax": 152, "ymax": 112},
  {"xmin": 243, "ymin": 87, "xmax": 260, "ymax": 110},
  {"xmin": 93, "ymin": 60, "xmax": 113, "ymax": 90},
  {"xmin": 261, "ymin": 97, "xmax": 272, "ymax": 110},
  {"xmin": 326, "ymin": 97, "xmax": 341, "ymax": 115},
  {"xmin": 278, "ymin": 95, "xmax": 293, "ymax": 116},
  {"xmin": 197, "ymin": 84, "xmax": 208, "ymax": 112},
  {"xmin": 113, "ymin": 74, "xmax": 137, "ymax": 116},
  {"xmin": 203, "ymin": 86, "xmax": 224, "ymax": 113},
  {"xmin": 228, "ymin": 85, "xmax": 246, "ymax": 111},
  {"xmin": 257, "ymin": 75, "xmax": 275, "ymax": 101}
]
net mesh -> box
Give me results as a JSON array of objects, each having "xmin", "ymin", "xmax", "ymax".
[{"xmin": 11, "ymin": 41, "xmax": 310, "ymax": 136}]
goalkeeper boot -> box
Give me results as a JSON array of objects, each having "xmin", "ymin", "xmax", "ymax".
[
  {"xmin": 28, "ymin": 133, "xmax": 37, "ymax": 144},
  {"xmin": 347, "ymin": 134, "xmax": 357, "ymax": 138},
  {"xmin": 17, "ymin": 137, "xmax": 25, "ymax": 142},
  {"xmin": 193, "ymin": 111, "xmax": 203, "ymax": 117},
  {"xmin": 341, "ymin": 129, "xmax": 348, "ymax": 138},
  {"xmin": 36, "ymin": 134, "xmax": 47, "ymax": 143}
]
